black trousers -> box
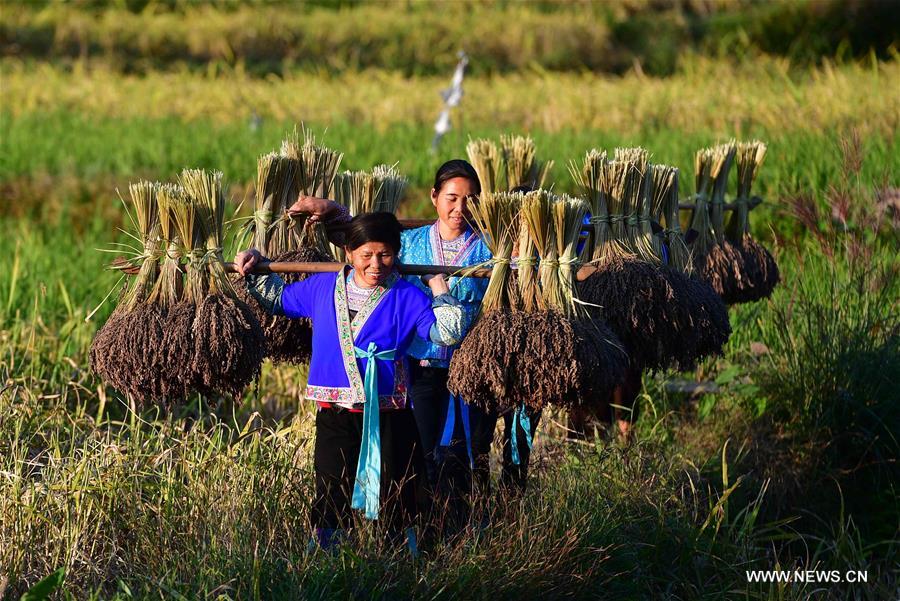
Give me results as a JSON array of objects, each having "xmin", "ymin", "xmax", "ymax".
[
  {"xmin": 410, "ymin": 365, "xmax": 541, "ymax": 524},
  {"xmin": 470, "ymin": 404, "xmax": 543, "ymax": 494},
  {"xmin": 312, "ymin": 408, "xmax": 424, "ymax": 534},
  {"xmin": 408, "ymin": 364, "xmax": 482, "ymax": 530}
]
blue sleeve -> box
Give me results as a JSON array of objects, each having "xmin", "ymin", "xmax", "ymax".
[
  {"xmin": 405, "ymin": 286, "xmax": 437, "ymax": 341},
  {"xmin": 280, "ymin": 274, "xmax": 325, "ymax": 319}
]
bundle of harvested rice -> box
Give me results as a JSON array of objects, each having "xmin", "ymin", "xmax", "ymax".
[
  {"xmin": 692, "ymin": 143, "xmax": 745, "ymax": 301},
  {"xmin": 333, "ymin": 164, "xmax": 408, "ymax": 215},
  {"xmin": 650, "ymin": 164, "xmax": 731, "ymax": 368},
  {"xmin": 569, "ymin": 149, "xmax": 608, "ymax": 263},
  {"xmin": 446, "ymin": 190, "xmax": 523, "ymax": 409},
  {"xmin": 575, "ymin": 150, "xmax": 729, "ymax": 371},
  {"xmin": 448, "ymin": 189, "xmax": 625, "ymax": 412},
  {"xmin": 92, "ymin": 174, "xmax": 265, "ymax": 404},
  {"xmin": 500, "ymin": 134, "xmax": 553, "ymax": 191},
  {"xmin": 280, "ymin": 128, "xmax": 343, "ymax": 256},
  {"xmin": 466, "ymin": 138, "xmax": 501, "ymax": 194},
  {"xmin": 180, "ymin": 169, "xmax": 266, "ymax": 398},
  {"xmin": 330, "ymin": 164, "xmax": 408, "ymax": 260},
  {"xmin": 467, "ymin": 135, "xmax": 552, "ymax": 193},
  {"xmin": 524, "ymin": 190, "xmax": 626, "ymax": 408},
  {"xmin": 159, "ymin": 187, "xmax": 203, "ymax": 398},
  {"xmin": 90, "ymin": 181, "xmax": 167, "ymax": 402},
  {"xmin": 236, "ymin": 132, "xmax": 340, "ymax": 364},
  {"xmin": 655, "ymin": 164, "xmax": 692, "ymax": 274},
  {"xmin": 726, "ymin": 141, "xmax": 779, "ymax": 302}
]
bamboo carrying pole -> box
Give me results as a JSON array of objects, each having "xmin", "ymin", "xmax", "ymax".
[{"xmin": 111, "ymin": 258, "xmax": 601, "ymax": 280}]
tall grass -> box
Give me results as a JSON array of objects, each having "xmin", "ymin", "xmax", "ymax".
[
  {"xmin": 2, "ymin": 50, "xmax": 899, "ymax": 599},
  {"xmin": 2, "ymin": 1, "xmax": 897, "ymax": 76},
  {"xmin": 3, "ymin": 56, "xmax": 896, "ymax": 135}
]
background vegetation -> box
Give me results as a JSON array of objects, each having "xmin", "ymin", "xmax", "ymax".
[{"xmin": 1, "ymin": 1, "xmax": 898, "ymax": 599}]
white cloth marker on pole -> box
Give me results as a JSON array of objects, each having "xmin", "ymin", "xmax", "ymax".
[{"xmin": 432, "ymin": 51, "xmax": 468, "ymax": 152}]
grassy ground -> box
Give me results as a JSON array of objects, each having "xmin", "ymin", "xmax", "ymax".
[{"xmin": 1, "ymin": 51, "xmax": 898, "ymax": 598}]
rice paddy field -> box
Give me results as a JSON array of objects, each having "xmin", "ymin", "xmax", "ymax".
[{"xmin": 1, "ymin": 1, "xmax": 899, "ymax": 599}]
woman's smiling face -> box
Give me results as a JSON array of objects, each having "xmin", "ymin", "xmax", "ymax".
[
  {"xmin": 431, "ymin": 176, "xmax": 476, "ymax": 233},
  {"xmin": 346, "ymin": 241, "xmax": 395, "ymax": 287}
]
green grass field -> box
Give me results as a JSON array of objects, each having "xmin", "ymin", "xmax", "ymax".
[{"xmin": 1, "ymin": 4, "xmax": 898, "ymax": 598}]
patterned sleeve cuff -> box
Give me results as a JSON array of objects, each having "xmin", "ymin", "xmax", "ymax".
[
  {"xmin": 431, "ymin": 293, "xmax": 461, "ymax": 307},
  {"xmin": 245, "ymin": 272, "xmax": 286, "ymax": 316},
  {"xmin": 428, "ymin": 299, "xmax": 467, "ymax": 347}
]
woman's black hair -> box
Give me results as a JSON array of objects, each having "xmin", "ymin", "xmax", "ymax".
[
  {"xmin": 344, "ymin": 212, "xmax": 402, "ymax": 253},
  {"xmin": 433, "ymin": 159, "xmax": 481, "ymax": 196}
]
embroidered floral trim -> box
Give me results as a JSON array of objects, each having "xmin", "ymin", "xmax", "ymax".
[
  {"xmin": 333, "ymin": 269, "xmax": 400, "ymax": 405},
  {"xmin": 306, "ymin": 358, "xmax": 409, "ymax": 409},
  {"xmin": 429, "ymin": 221, "xmax": 479, "ymax": 268}
]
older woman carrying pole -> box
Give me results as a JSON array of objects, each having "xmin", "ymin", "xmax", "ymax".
[{"xmin": 235, "ymin": 212, "xmax": 467, "ymax": 554}]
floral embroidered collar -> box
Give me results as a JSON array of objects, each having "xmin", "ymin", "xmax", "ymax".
[
  {"xmin": 334, "ymin": 267, "xmax": 399, "ymax": 405},
  {"xmin": 429, "ymin": 221, "xmax": 479, "ymax": 267}
]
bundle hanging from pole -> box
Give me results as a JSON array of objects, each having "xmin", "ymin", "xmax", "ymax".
[
  {"xmin": 91, "ymin": 181, "xmax": 167, "ymax": 403},
  {"xmin": 448, "ymin": 189, "xmax": 626, "ymax": 412},
  {"xmin": 235, "ymin": 127, "xmax": 342, "ymax": 365},
  {"xmin": 500, "ymin": 134, "xmax": 553, "ymax": 192},
  {"xmin": 725, "ymin": 140, "xmax": 780, "ymax": 302},
  {"xmin": 575, "ymin": 149, "xmax": 731, "ymax": 372},
  {"xmin": 467, "ymin": 134, "xmax": 553, "ymax": 194},
  {"xmin": 692, "ymin": 142, "xmax": 747, "ymax": 303},
  {"xmin": 91, "ymin": 173, "xmax": 266, "ymax": 405}
]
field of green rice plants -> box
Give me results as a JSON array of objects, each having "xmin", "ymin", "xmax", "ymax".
[{"xmin": 1, "ymin": 22, "xmax": 898, "ymax": 599}]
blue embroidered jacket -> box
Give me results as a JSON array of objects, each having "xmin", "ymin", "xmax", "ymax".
[{"xmin": 399, "ymin": 223, "xmax": 491, "ymax": 368}]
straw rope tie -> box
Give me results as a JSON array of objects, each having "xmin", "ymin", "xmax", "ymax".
[
  {"xmin": 626, "ymin": 215, "xmax": 650, "ymax": 227},
  {"xmin": 188, "ymin": 248, "xmax": 207, "ymax": 266},
  {"xmin": 201, "ymin": 247, "xmax": 225, "ymax": 267},
  {"xmin": 589, "ymin": 215, "xmax": 610, "ymax": 225},
  {"xmin": 254, "ymin": 209, "xmax": 274, "ymax": 224}
]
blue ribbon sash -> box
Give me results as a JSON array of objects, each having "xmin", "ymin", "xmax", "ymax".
[
  {"xmin": 439, "ymin": 393, "xmax": 474, "ymax": 468},
  {"xmin": 510, "ymin": 404, "xmax": 534, "ymax": 466},
  {"xmin": 350, "ymin": 341, "xmax": 396, "ymax": 520}
]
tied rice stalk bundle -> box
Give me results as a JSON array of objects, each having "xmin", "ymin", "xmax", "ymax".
[
  {"xmin": 613, "ymin": 148, "xmax": 658, "ymax": 264},
  {"xmin": 647, "ymin": 164, "xmax": 675, "ymax": 264},
  {"xmin": 90, "ymin": 181, "xmax": 167, "ymax": 403},
  {"xmin": 181, "ymin": 169, "xmax": 266, "ymax": 399},
  {"xmin": 466, "ymin": 138, "xmax": 501, "ymax": 194},
  {"xmin": 577, "ymin": 152, "xmax": 729, "ymax": 371},
  {"xmin": 160, "ymin": 192, "xmax": 203, "ymax": 398},
  {"xmin": 333, "ymin": 164, "xmax": 408, "ymax": 216},
  {"xmin": 526, "ymin": 190, "xmax": 626, "ymax": 408},
  {"xmin": 569, "ymin": 149, "xmax": 608, "ymax": 264},
  {"xmin": 371, "ymin": 164, "xmax": 408, "ymax": 214},
  {"xmin": 650, "ymin": 163, "xmax": 731, "ymax": 367},
  {"xmin": 500, "ymin": 134, "xmax": 553, "ymax": 191},
  {"xmin": 726, "ymin": 140, "xmax": 779, "ymax": 302},
  {"xmin": 691, "ymin": 146, "xmax": 744, "ymax": 302},
  {"xmin": 334, "ymin": 169, "xmax": 377, "ymax": 219},
  {"xmin": 237, "ymin": 132, "xmax": 338, "ymax": 364},
  {"xmin": 449, "ymin": 189, "xmax": 625, "ymax": 412},
  {"xmin": 281, "ymin": 127, "xmax": 343, "ymax": 256},
  {"xmin": 330, "ymin": 164, "xmax": 408, "ymax": 260},
  {"xmin": 656, "ymin": 166, "xmax": 693, "ymax": 275},
  {"xmin": 447, "ymin": 191, "xmax": 525, "ymax": 411}
]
